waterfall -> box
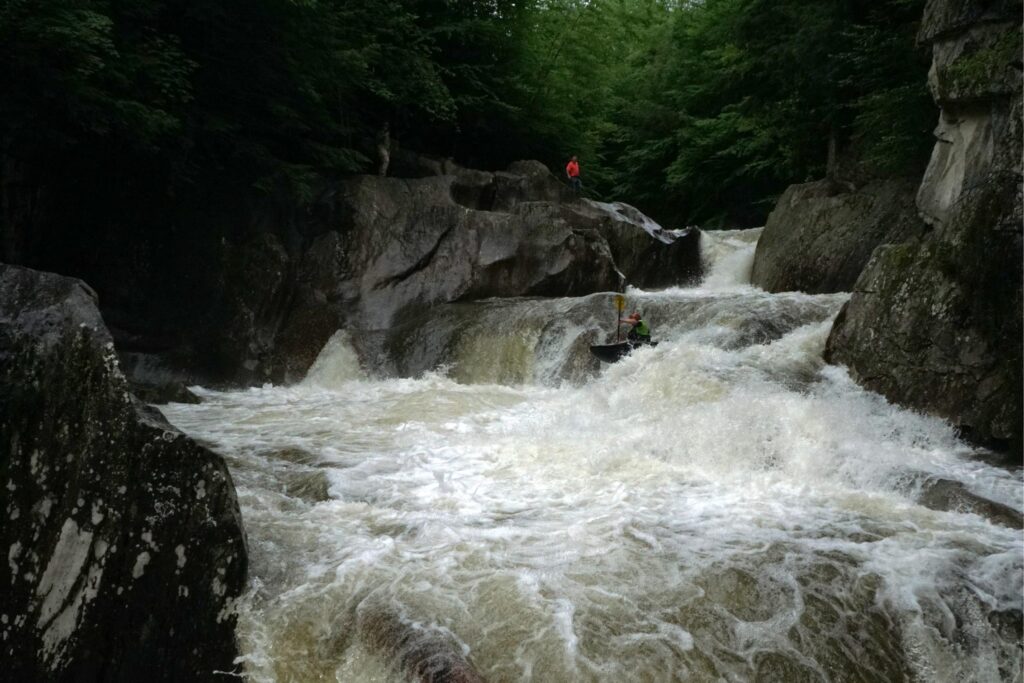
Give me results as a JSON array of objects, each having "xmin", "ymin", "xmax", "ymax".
[
  {"xmin": 302, "ymin": 330, "xmax": 366, "ymax": 388},
  {"xmin": 162, "ymin": 228, "xmax": 1022, "ymax": 683},
  {"xmin": 699, "ymin": 227, "xmax": 763, "ymax": 288}
]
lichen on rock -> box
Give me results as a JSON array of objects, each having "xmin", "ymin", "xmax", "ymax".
[{"xmin": 0, "ymin": 264, "xmax": 248, "ymax": 681}]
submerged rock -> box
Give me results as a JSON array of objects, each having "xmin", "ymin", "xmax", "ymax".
[
  {"xmin": 0, "ymin": 264, "xmax": 247, "ymax": 681},
  {"xmin": 826, "ymin": 0, "xmax": 1022, "ymax": 453},
  {"xmin": 356, "ymin": 604, "xmax": 485, "ymax": 683},
  {"xmin": 750, "ymin": 176, "xmax": 925, "ymax": 293},
  {"xmin": 917, "ymin": 478, "xmax": 1023, "ymax": 528}
]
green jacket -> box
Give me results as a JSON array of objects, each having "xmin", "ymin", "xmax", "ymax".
[{"xmin": 628, "ymin": 318, "xmax": 650, "ymax": 339}]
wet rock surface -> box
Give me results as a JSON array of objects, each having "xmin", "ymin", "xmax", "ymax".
[
  {"xmin": 826, "ymin": 0, "xmax": 1022, "ymax": 453},
  {"xmin": 0, "ymin": 264, "xmax": 247, "ymax": 681},
  {"xmin": 917, "ymin": 478, "xmax": 1024, "ymax": 528},
  {"xmin": 319, "ymin": 168, "xmax": 698, "ymax": 333},
  {"xmin": 102, "ymin": 161, "xmax": 697, "ymax": 387},
  {"xmin": 751, "ymin": 177, "xmax": 925, "ymax": 293}
]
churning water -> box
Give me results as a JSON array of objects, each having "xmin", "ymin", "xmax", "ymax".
[{"xmin": 162, "ymin": 230, "xmax": 1023, "ymax": 682}]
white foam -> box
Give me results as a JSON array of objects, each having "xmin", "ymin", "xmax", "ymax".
[
  {"xmin": 162, "ymin": 279, "xmax": 1022, "ymax": 682},
  {"xmin": 302, "ymin": 330, "xmax": 365, "ymax": 388},
  {"xmin": 699, "ymin": 227, "xmax": 763, "ymax": 288}
]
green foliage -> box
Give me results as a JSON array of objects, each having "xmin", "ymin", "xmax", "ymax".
[
  {"xmin": 943, "ymin": 27, "xmax": 1023, "ymax": 95},
  {"xmin": 0, "ymin": 0, "xmax": 935, "ymax": 226},
  {"xmin": 0, "ymin": 0, "xmax": 192, "ymax": 150},
  {"xmin": 839, "ymin": 0, "xmax": 936, "ymax": 175},
  {"xmin": 598, "ymin": 0, "xmax": 933, "ymax": 226}
]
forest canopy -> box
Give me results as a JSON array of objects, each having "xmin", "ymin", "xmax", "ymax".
[{"xmin": 1, "ymin": 0, "xmax": 933, "ymax": 228}]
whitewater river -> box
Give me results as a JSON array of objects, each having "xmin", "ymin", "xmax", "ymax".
[{"xmin": 163, "ymin": 229, "xmax": 1023, "ymax": 682}]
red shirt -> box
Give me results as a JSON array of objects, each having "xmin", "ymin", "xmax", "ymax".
[{"xmin": 566, "ymin": 160, "xmax": 580, "ymax": 177}]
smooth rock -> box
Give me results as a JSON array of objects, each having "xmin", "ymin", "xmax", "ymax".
[
  {"xmin": 276, "ymin": 164, "xmax": 700, "ymax": 361},
  {"xmin": 751, "ymin": 177, "xmax": 925, "ymax": 293},
  {"xmin": 917, "ymin": 477, "xmax": 1024, "ymax": 528}
]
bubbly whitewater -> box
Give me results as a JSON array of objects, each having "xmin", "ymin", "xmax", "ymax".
[{"xmin": 162, "ymin": 229, "xmax": 1023, "ymax": 682}]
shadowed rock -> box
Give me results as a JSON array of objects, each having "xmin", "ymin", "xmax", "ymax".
[
  {"xmin": 751, "ymin": 176, "xmax": 925, "ymax": 293},
  {"xmin": 0, "ymin": 264, "xmax": 247, "ymax": 682}
]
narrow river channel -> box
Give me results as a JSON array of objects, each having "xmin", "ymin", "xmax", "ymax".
[{"xmin": 163, "ymin": 229, "xmax": 1023, "ymax": 682}]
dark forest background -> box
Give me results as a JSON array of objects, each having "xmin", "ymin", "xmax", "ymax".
[{"xmin": 2, "ymin": 0, "xmax": 933, "ymax": 244}]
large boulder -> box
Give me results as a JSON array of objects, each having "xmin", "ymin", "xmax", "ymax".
[
  {"xmin": 587, "ymin": 201, "xmax": 702, "ymax": 290},
  {"xmin": 0, "ymin": 265, "xmax": 248, "ymax": 681},
  {"xmin": 826, "ymin": 0, "xmax": 1022, "ymax": 452},
  {"xmin": 197, "ymin": 162, "xmax": 698, "ymax": 383},
  {"xmin": 96, "ymin": 161, "xmax": 697, "ymax": 386},
  {"xmin": 750, "ymin": 177, "xmax": 925, "ymax": 293},
  {"xmin": 320, "ymin": 170, "xmax": 700, "ymax": 335}
]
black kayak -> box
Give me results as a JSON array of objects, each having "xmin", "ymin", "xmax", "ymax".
[{"xmin": 589, "ymin": 341, "xmax": 658, "ymax": 363}]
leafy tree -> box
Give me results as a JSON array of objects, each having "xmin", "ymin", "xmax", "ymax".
[
  {"xmin": 596, "ymin": 0, "xmax": 932, "ymax": 227},
  {"xmin": 0, "ymin": 0, "xmax": 935, "ymax": 251}
]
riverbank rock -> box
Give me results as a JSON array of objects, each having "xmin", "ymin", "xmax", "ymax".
[
  {"xmin": 301, "ymin": 167, "xmax": 698, "ymax": 336},
  {"xmin": 0, "ymin": 264, "xmax": 248, "ymax": 681},
  {"xmin": 110, "ymin": 161, "xmax": 699, "ymax": 385},
  {"xmin": 320, "ymin": 173, "xmax": 624, "ymax": 333},
  {"xmin": 751, "ymin": 176, "xmax": 925, "ymax": 293},
  {"xmin": 826, "ymin": 0, "xmax": 1022, "ymax": 452}
]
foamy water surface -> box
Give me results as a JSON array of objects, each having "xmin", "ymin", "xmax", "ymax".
[{"xmin": 162, "ymin": 230, "xmax": 1023, "ymax": 682}]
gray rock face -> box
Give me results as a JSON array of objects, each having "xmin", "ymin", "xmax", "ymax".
[
  {"xmin": 109, "ymin": 161, "xmax": 696, "ymax": 386},
  {"xmin": 826, "ymin": 0, "xmax": 1022, "ymax": 452},
  {"xmin": 0, "ymin": 265, "xmax": 247, "ymax": 681},
  {"xmin": 320, "ymin": 169, "xmax": 695, "ymax": 333},
  {"xmin": 917, "ymin": 477, "xmax": 1023, "ymax": 528},
  {"xmin": 138, "ymin": 161, "xmax": 699, "ymax": 385},
  {"xmin": 751, "ymin": 177, "xmax": 925, "ymax": 293}
]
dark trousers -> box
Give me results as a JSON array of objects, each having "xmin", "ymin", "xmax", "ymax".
[
  {"xmin": 627, "ymin": 329, "xmax": 651, "ymax": 344},
  {"xmin": 569, "ymin": 176, "xmax": 582, "ymax": 193}
]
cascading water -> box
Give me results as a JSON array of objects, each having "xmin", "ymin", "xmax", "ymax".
[{"xmin": 162, "ymin": 229, "xmax": 1022, "ymax": 682}]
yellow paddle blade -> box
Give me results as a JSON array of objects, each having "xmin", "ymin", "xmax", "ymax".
[{"xmin": 614, "ymin": 294, "xmax": 626, "ymax": 311}]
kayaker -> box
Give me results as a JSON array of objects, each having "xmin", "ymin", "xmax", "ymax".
[{"xmin": 620, "ymin": 311, "xmax": 651, "ymax": 344}]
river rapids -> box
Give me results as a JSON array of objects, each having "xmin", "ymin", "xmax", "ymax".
[{"xmin": 162, "ymin": 228, "xmax": 1023, "ymax": 682}]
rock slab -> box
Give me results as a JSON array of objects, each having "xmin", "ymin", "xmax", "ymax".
[
  {"xmin": 751, "ymin": 177, "xmax": 925, "ymax": 293},
  {"xmin": 0, "ymin": 264, "xmax": 248, "ymax": 681},
  {"xmin": 132, "ymin": 161, "xmax": 701, "ymax": 385},
  {"xmin": 298, "ymin": 165, "xmax": 701, "ymax": 337}
]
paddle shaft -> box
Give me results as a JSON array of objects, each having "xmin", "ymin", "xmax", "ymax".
[{"xmin": 614, "ymin": 294, "xmax": 626, "ymax": 342}]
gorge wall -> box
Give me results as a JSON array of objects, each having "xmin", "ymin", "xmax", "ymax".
[
  {"xmin": 825, "ymin": 0, "xmax": 1022, "ymax": 452},
  {"xmin": 107, "ymin": 160, "xmax": 699, "ymax": 388},
  {"xmin": 0, "ymin": 265, "xmax": 248, "ymax": 681}
]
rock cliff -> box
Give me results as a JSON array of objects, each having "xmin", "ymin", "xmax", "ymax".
[
  {"xmin": 0, "ymin": 264, "xmax": 248, "ymax": 681},
  {"xmin": 750, "ymin": 176, "xmax": 925, "ymax": 293},
  {"xmin": 826, "ymin": 0, "xmax": 1022, "ymax": 452},
  {"xmin": 117, "ymin": 161, "xmax": 699, "ymax": 386}
]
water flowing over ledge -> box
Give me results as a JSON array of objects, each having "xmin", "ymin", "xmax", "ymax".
[{"xmin": 162, "ymin": 229, "xmax": 1023, "ymax": 682}]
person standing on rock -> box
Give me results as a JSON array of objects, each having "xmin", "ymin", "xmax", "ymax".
[
  {"xmin": 565, "ymin": 155, "xmax": 582, "ymax": 194},
  {"xmin": 377, "ymin": 121, "xmax": 391, "ymax": 177}
]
